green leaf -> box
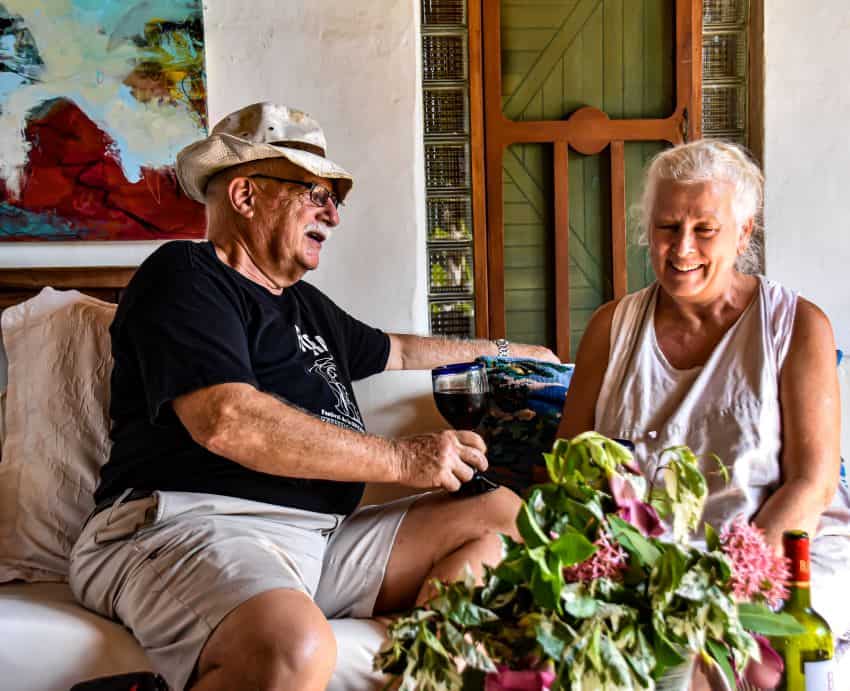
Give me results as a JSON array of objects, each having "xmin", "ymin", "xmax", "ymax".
[
  {"xmin": 650, "ymin": 630, "xmax": 685, "ymax": 680},
  {"xmin": 651, "ymin": 544, "xmax": 687, "ymax": 600},
  {"xmin": 517, "ymin": 494, "xmax": 550, "ymax": 549},
  {"xmin": 444, "ymin": 620, "xmax": 498, "ymax": 673},
  {"xmin": 420, "ymin": 625, "xmax": 452, "ymax": 658},
  {"xmin": 708, "ymin": 453, "xmax": 730, "ymax": 485},
  {"xmin": 562, "ymin": 583, "xmax": 599, "ymax": 618},
  {"xmin": 549, "ymin": 526, "xmax": 597, "ymax": 567},
  {"xmin": 705, "ymin": 523, "xmax": 720, "ymax": 552},
  {"xmin": 706, "ymin": 639, "xmax": 736, "ymax": 691},
  {"xmin": 599, "ymin": 634, "xmax": 632, "ymax": 685},
  {"xmin": 608, "ymin": 514, "xmax": 662, "ymax": 566},
  {"xmin": 448, "ymin": 600, "xmax": 500, "ymax": 628},
  {"xmin": 527, "ymin": 546, "xmax": 561, "ymax": 611},
  {"xmin": 535, "ymin": 617, "xmax": 572, "ymax": 660},
  {"xmin": 737, "ymin": 603, "xmax": 806, "ymax": 635}
]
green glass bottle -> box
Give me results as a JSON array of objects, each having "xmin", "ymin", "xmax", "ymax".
[{"xmin": 769, "ymin": 531, "xmax": 836, "ymax": 691}]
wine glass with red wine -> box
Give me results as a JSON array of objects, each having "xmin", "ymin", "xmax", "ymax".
[{"xmin": 431, "ymin": 362, "xmax": 499, "ymax": 496}]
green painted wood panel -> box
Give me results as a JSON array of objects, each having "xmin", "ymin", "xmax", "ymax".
[{"xmin": 499, "ymin": 0, "xmax": 675, "ymax": 357}]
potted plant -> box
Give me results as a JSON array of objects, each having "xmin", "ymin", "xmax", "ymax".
[{"xmin": 375, "ymin": 432, "xmax": 802, "ymax": 690}]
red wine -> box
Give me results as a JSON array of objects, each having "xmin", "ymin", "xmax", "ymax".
[{"xmin": 434, "ymin": 392, "xmax": 488, "ymax": 430}]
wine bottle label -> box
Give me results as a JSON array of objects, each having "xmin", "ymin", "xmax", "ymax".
[{"xmin": 803, "ymin": 659, "xmax": 835, "ymax": 691}]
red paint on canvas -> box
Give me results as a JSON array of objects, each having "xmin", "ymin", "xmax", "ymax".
[{"xmin": 3, "ymin": 99, "xmax": 205, "ymax": 241}]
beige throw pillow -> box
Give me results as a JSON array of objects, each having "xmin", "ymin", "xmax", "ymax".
[{"xmin": 0, "ymin": 288, "xmax": 115, "ymax": 583}]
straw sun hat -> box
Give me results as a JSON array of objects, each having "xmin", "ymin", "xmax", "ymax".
[{"xmin": 176, "ymin": 102, "xmax": 354, "ymax": 204}]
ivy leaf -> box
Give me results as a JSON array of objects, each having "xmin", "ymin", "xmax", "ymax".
[
  {"xmin": 448, "ymin": 600, "xmax": 500, "ymax": 628},
  {"xmin": 650, "ymin": 544, "xmax": 688, "ymax": 602},
  {"xmin": 517, "ymin": 493, "xmax": 551, "ymax": 549},
  {"xmin": 608, "ymin": 514, "xmax": 662, "ymax": 567},
  {"xmin": 549, "ymin": 526, "xmax": 597, "ymax": 567},
  {"xmin": 443, "ymin": 620, "xmax": 498, "ymax": 673},
  {"xmin": 527, "ymin": 546, "xmax": 562, "ymax": 611},
  {"xmin": 599, "ymin": 633, "xmax": 632, "ymax": 685},
  {"xmin": 562, "ymin": 583, "xmax": 599, "ymax": 618},
  {"xmin": 737, "ymin": 603, "xmax": 806, "ymax": 635},
  {"xmin": 705, "ymin": 523, "xmax": 720, "ymax": 552},
  {"xmin": 706, "ymin": 639, "xmax": 736, "ymax": 691},
  {"xmin": 535, "ymin": 617, "xmax": 573, "ymax": 659},
  {"xmin": 650, "ymin": 630, "xmax": 685, "ymax": 680}
]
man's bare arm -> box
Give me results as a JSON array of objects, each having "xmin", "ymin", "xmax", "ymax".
[
  {"xmin": 384, "ymin": 333, "xmax": 559, "ymax": 371},
  {"xmin": 172, "ymin": 382, "xmax": 488, "ymax": 492}
]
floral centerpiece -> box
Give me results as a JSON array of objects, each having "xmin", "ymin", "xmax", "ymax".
[{"xmin": 375, "ymin": 432, "xmax": 803, "ymax": 690}]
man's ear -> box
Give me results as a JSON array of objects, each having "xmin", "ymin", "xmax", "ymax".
[{"xmin": 228, "ymin": 177, "xmax": 255, "ymax": 218}]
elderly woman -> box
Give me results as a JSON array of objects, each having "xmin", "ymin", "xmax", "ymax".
[{"xmin": 558, "ymin": 140, "xmax": 850, "ymax": 638}]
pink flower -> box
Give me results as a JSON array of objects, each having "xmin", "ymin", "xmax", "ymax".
[
  {"xmin": 609, "ymin": 474, "xmax": 665, "ymax": 537},
  {"xmin": 563, "ymin": 533, "xmax": 629, "ymax": 583},
  {"xmin": 719, "ymin": 516, "xmax": 790, "ymax": 607},
  {"xmin": 485, "ymin": 665, "xmax": 555, "ymax": 691},
  {"xmin": 743, "ymin": 634, "xmax": 784, "ymax": 689}
]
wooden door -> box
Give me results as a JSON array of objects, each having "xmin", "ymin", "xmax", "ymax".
[{"xmin": 469, "ymin": 0, "xmax": 702, "ymax": 360}]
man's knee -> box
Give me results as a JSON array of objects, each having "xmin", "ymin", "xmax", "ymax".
[
  {"xmin": 475, "ymin": 486, "xmax": 523, "ymax": 540},
  {"xmin": 194, "ymin": 589, "xmax": 337, "ymax": 691},
  {"xmin": 251, "ymin": 618, "xmax": 337, "ymax": 689}
]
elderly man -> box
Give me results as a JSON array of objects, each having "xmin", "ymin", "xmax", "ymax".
[{"xmin": 69, "ymin": 102, "xmax": 557, "ymax": 691}]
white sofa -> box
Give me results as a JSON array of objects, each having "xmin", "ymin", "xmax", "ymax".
[{"xmin": 0, "ymin": 289, "xmax": 442, "ymax": 691}]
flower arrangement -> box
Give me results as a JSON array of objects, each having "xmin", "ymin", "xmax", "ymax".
[{"xmin": 375, "ymin": 432, "xmax": 803, "ymax": 690}]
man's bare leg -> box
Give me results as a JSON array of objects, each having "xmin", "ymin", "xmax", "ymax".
[
  {"xmin": 190, "ymin": 588, "xmax": 336, "ymax": 691},
  {"xmin": 374, "ymin": 486, "xmax": 522, "ymax": 613}
]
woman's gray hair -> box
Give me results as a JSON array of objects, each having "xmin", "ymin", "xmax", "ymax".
[{"xmin": 637, "ymin": 140, "xmax": 764, "ymax": 273}]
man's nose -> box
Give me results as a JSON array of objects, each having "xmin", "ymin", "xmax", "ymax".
[{"xmin": 319, "ymin": 199, "xmax": 340, "ymax": 227}]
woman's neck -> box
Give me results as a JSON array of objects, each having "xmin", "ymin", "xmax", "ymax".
[{"xmin": 656, "ymin": 272, "xmax": 759, "ymax": 330}]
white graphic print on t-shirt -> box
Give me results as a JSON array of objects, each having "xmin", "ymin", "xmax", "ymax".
[{"xmin": 295, "ymin": 325, "xmax": 365, "ymax": 432}]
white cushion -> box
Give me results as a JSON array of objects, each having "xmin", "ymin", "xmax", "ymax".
[
  {"xmin": 0, "ymin": 582, "xmax": 387, "ymax": 691},
  {"xmin": 0, "ymin": 288, "xmax": 115, "ymax": 583}
]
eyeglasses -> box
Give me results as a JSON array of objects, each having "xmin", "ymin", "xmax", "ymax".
[{"xmin": 248, "ymin": 175, "xmax": 341, "ymax": 209}]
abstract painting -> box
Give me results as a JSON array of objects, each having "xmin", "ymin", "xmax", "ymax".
[{"xmin": 0, "ymin": 0, "xmax": 207, "ymax": 241}]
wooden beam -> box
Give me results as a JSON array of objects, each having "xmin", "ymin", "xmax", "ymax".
[
  {"xmin": 483, "ymin": 0, "xmax": 506, "ymax": 337},
  {"xmin": 554, "ymin": 142, "xmax": 571, "ymax": 361},
  {"xmin": 489, "ymin": 112, "xmax": 683, "ymax": 149},
  {"xmin": 0, "ymin": 267, "xmax": 135, "ymax": 289},
  {"xmin": 468, "ymin": 0, "xmax": 489, "ymax": 338},
  {"xmin": 610, "ymin": 141, "xmax": 627, "ymax": 299},
  {"xmin": 675, "ymin": 0, "xmax": 703, "ymax": 140},
  {"xmin": 748, "ymin": 0, "xmax": 764, "ymax": 166}
]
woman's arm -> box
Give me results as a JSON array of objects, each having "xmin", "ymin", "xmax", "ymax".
[
  {"xmin": 556, "ymin": 300, "xmax": 619, "ymax": 439},
  {"xmin": 754, "ymin": 298, "xmax": 840, "ymax": 551}
]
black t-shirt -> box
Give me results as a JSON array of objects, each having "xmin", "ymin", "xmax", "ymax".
[{"xmin": 97, "ymin": 241, "xmax": 390, "ymax": 514}]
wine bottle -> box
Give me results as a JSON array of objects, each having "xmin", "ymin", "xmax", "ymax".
[{"xmin": 769, "ymin": 530, "xmax": 836, "ymax": 691}]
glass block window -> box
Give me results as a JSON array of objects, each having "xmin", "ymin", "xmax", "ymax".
[
  {"xmin": 430, "ymin": 300, "xmax": 474, "ymax": 338},
  {"xmin": 425, "ymin": 143, "xmax": 469, "ymax": 189},
  {"xmin": 422, "ymin": 0, "xmax": 475, "ymax": 336},
  {"xmin": 422, "ymin": 0, "xmax": 464, "ymax": 26},
  {"xmin": 424, "ymin": 87, "xmax": 467, "ymax": 136},
  {"xmin": 422, "ymin": 34, "xmax": 466, "ymax": 82},
  {"xmin": 701, "ymin": 0, "xmax": 748, "ymax": 142},
  {"xmin": 427, "ymin": 197, "xmax": 472, "ymax": 241},
  {"xmin": 429, "ymin": 246, "xmax": 473, "ymax": 294}
]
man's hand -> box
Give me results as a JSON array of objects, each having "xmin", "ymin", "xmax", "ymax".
[{"xmin": 392, "ymin": 430, "xmax": 488, "ymax": 492}]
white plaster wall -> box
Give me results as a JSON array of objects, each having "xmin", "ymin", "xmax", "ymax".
[
  {"xmin": 764, "ymin": 2, "xmax": 850, "ymax": 347},
  {"xmin": 0, "ymin": 0, "xmax": 440, "ymax": 437}
]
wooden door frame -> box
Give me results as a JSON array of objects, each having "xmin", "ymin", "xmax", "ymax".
[{"xmin": 468, "ymin": 0, "xmax": 703, "ymax": 360}]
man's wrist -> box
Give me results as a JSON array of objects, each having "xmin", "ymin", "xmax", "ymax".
[{"xmin": 493, "ymin": 338, "xmax": 510, "ymax": 358}]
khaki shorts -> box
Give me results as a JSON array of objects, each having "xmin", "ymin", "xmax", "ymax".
[{"xmin": 69, "ymin": 490, "xmax": 422, "ymax": 691}]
